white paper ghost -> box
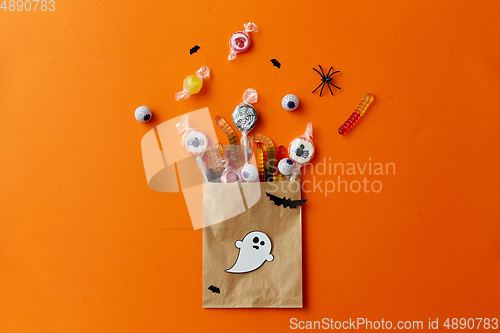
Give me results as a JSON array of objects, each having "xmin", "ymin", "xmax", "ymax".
[{"xmin": 225, "ymin": 231, "xmax": 274, "ymax": 274}]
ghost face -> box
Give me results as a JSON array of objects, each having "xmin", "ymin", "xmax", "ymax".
[{"xmin": 225, "ymin": 231, "xmax": 274, "ymax": 274}]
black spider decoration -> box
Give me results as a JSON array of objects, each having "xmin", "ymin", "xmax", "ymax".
[{"xmin": 312, "ymin": 65, "xmax": 341, "ymax": 97}]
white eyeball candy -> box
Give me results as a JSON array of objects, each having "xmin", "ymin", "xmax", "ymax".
[
  {"xmin": 278, "ymin": 158, "xmax": 295, "ymax": 176},
  {"xmin": 241, "ymin": 164, "xmax": 259, "ymax": 182},
  {"xmin": 135, "ymin": 106, "xmax": 152, "ymax": 122},
  {"xmin": 282, "ymin": 94, "xmax": 299, "ymax": 111}
]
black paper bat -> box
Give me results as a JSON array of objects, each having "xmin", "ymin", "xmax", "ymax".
[
  {"xmin": 208, "ymin": 285, "xmax": 220, "ymax": 294},
  {"xmin": 266, "ymin": 193, "xmax": 307, "ymax": 209},
  {"xmin": 270, "ymin": 59, "xmax": 281, "ymax": 69},
  {"xmin": 190, "ymin": 45, "xmax": 201, "ymax": 55}
]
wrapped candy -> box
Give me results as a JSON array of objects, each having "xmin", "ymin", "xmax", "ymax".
[
  {"xmin": 232, "ymin": 88, "xmax": 258, "ymax": 168},
  {"xmin": 176, "ymin": 114, "xmax": 209, "ymax": 182},
  {"xmin": 228, "ymin": 22, "xmax": 258, "ymax": 61},
  {"xmin": 175, "ymin": 66, "xmax": 210, "ymax": 101},
  {"xmin": 220, "ymin": 157, "xmax": 242, "ymax": 183},
  {"xmin": 288, "ymin": 123, "xmax": 315, "ymax": 181}
]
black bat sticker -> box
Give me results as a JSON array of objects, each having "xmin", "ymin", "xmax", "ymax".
[
  {"xmin": 266, "ymin": 193, "xmax": 307, "ymax": 209},
  {"xmin": 190, "ymin": 45, "xmax": 201, "ymax": 55},
  {"xmin": 208, "ymin": 285, "xmax": 220, "ymax": 294},
  {"xmin": 270, "ymin": 59, "xmax": 281, "ymax": 69}
]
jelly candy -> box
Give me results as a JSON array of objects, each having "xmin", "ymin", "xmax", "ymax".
[
  {"xmin": 338, "ymin": 93, "xmax": 374, "ymax": 135},
  {"xmin": 251, "ymin": 133, "xmax": 275, "ymax": 182},
  {"xmin": 228, "ymin": 22, "xmax": 258, "ymax": 61},
  {"xmin": 175, "ymin": 66, "xmax": 210, "ymax": 101},
  {"xmin": 256, "ymin": 144, "xmax": 265, "ymax": 182}
]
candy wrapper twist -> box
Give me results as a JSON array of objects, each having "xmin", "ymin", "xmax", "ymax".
[
  {"xmin": 176, "ymin": 114, "xmax": 210, "ymax": 182},
  {"xmin": 175, "ymin": 66, "xmax": 211, "ymax": 101},
  {"xmin": 228, "ymin": 22, "xmax": 258, "ymax": 61},
  {"xmin": 288, "ymin": 123, "xmax": 315, "ymax": 181}
]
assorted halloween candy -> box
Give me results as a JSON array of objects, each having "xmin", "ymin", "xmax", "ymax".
[
  {"xmin": 338, "ymin": 93, "xmax": 375, "ymax": 135},
  {"xmin": 228, "ymin": 22, "xmax": 258, "ymax": 61},
  {"xmin": 165, "ymin": 24, "xmax": 376, "ymax": 185},
  {"xmin": 175, "ymin": 66, "xmax": 211, "ymax": 101},
  {"xmin": 288, "ymin": 123, "xmax": 315, "ymax": 181}
]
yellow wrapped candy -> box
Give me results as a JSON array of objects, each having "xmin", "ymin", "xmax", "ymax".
[{"xmin": 175, "ymin": 66, "xmax": 210, "ymax": 101}]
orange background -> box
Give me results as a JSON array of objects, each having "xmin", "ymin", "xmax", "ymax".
[{"xmin": 1, "ymin": 0, "xmax": 500, "ymax": 332}]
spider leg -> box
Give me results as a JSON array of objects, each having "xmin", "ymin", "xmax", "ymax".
[
  {"xmin": 319, "ymin": 81, "xmax": 326, "ymax": 97},
  {"xmin": 326, "ymin": 81, "xmax": 334, "ymax": 96},
  {"xmin": 331, "ymin": 83, "xmax": 341, "ymax": 90},
  {"xmin": 312, "ymin": 81, "xmax": 325, "ymax": 93},
  {"xmin": 331, "ymin": 71, "xmax": 340, "ymax": 75},
  {"xmin": 313, "ymin": 67, "xmax": 325, "ymax": 79},
  {"xmin": 326, "ymin": 66, "xmax": 333, "ymax": 78},
  {"xmin": 318, "ymin": 65, "xmax": 326, "ymax": 77}
]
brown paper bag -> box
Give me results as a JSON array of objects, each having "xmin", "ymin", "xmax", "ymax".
[{"xmin": 203, "ymin": 180, "xmax": 303, "ymax": 308}]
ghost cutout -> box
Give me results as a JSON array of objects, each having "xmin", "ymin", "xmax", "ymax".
[{"xmin": 225, "ymin": 231, "xmax": 274, "ymax": 274}]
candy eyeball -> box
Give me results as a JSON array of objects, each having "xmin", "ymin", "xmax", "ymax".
[
  {"xmin": 135, "ymin": 106, "xmax": 152, "ymax": 122},
  {"xmin": 278, "ymin": 158, "xmax": 295, "ymax": 176},
  {"xmin": 241, "ymin": 164, "xmax": 259, "ymax": 182},
  {"xmin": 289, "ymin": 138, "xmax": 315, "ymax": 164},
  {"xmin": 184, "ymin": 130, "xmax": 208, "ymax": 154},
  {"xmin": 282, "ymin": 94, "xmax": 299, "ymax": 111}
]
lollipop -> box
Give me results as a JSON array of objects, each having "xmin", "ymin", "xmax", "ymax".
[
  {"xmin": 288, "ymin": 123, "xmax": 315, "ymax": 181},
  {"xmin": 176, "ymin": 114, "xmax": 209, "ymax": 182},
  {"xmin": 228, "ymin": 22, "xmax": 258, "ymax": 61},
  {"xmin": 175, "ymin": 66, "xmax": 210, "ymax": 101},
  {"xmin": 232, "ymin": 88, "xmax": 258, "ymax": 165}
]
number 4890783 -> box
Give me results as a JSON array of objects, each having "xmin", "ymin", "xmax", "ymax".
[{"xmin": 1, "ymin": 0, "xmax": 55, "ymax": 11}]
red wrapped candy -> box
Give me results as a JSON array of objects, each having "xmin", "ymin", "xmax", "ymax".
[{"xmin": 228, "ymin": 22, "xmax": 258, "ymax": 61}]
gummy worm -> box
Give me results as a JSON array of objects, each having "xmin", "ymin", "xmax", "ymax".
[
  {"xmin": 338, "ymin": 93, "xmax": 374, "ymax": 135},
  {"xmin": 252, "ymin": 134, "xmax": 275, "ymax": 182}
]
